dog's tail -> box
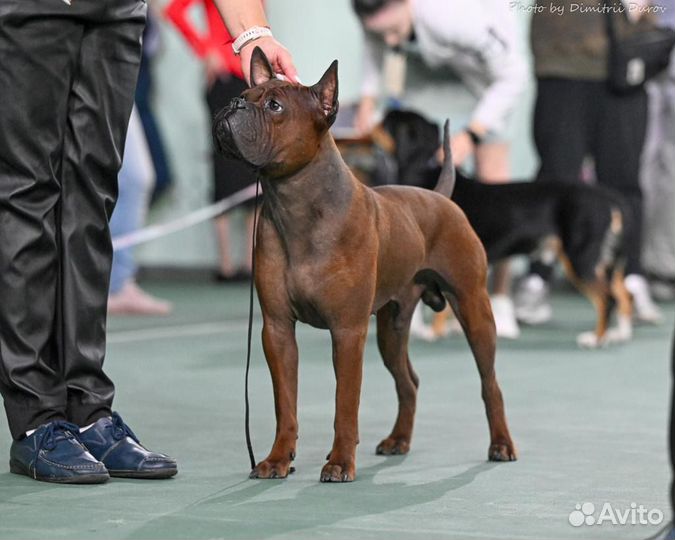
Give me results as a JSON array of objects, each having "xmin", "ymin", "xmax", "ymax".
[{"xmin": 434, "ymin": 119, "xmax": 455, "ymax": 197}]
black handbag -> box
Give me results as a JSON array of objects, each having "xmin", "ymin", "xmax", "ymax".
[{"xmin": 604, "ymin": 1, "xmax": 675, "ymax": 93}]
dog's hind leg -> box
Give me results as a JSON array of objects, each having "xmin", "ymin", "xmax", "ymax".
[
  {"xmin": 447, "ymin": 285, "xmax": 517, "ymax": 462},
  {"xmin": 606, "ymin": 268, "xmax": 633, "ymax": 343},
  {"xmin": 574, "ymin": 279, "xmax": 612, "ymax": 348},
  {"xmin": 375, "ymin": 295, "xmax": 419, "ymax": 455},
  {"xmin": 559, "ymin": 254, "xmax": 614, "ymax": 348}
]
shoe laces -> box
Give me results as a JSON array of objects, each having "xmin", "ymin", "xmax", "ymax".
[
  {"xmin": 110, "ymin": 412, "xmax": 140, "ymax": 444},
  {"xmin": 38, "ymin": 421, "xmax": 82, "ymax": 452}
]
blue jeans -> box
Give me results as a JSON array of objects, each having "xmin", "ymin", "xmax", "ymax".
[{"xmin": 109, "ymin": 106, "xmax": 155, "ymax": 294}]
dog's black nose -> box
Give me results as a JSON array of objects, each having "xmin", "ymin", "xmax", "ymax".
[{"xmin": 229, "ymin": 97, "xmax": 247, "ymax": 110}]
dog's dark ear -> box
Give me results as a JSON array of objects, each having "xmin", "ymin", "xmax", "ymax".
[
  {"xmin": 250, "ymin": 46, "xmax": 275, "ymax": 87},
  {"xmin": 311, "ymin": 60, "xmax": 339, "ymax": 127}
]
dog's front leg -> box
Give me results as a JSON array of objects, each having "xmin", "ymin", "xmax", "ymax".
[
  {"xmin": 321, "ymin": 325, "xmax": 368, "ymax": 483},
  {"xmin": 250, "ymin": 320, "xmax": 299, "ymax": 479}
]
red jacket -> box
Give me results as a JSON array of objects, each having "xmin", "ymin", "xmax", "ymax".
[{"xmin": 165, "ymin": 0, "xmax": 244, "ymax": 80}]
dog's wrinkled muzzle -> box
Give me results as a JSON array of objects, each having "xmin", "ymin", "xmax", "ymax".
[{"xmin": 212, "ymin": 107, "xmax": 242, "ymax": 159}]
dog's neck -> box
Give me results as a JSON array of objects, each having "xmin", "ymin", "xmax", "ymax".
[{"xmin": 260, "ymin": 133, "xmax": 356, "ymax": 259}]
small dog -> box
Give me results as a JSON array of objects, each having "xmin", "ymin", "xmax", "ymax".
[
  {"xmin": 378, "ymin": 109, "xmax": 633, "ymax": 348},
  {"xmin": 213, "ymin": 49, "xmax": 516, "ymax": 482}
]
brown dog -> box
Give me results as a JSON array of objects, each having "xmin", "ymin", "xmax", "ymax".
[{"xmin": 213, "ymin": 48, "xmax": 516, "ymax": 483}]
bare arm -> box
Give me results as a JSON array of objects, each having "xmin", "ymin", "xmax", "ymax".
[{"xmin": 212, "ymin": 0, "xmax": 299, "ymax": 84}]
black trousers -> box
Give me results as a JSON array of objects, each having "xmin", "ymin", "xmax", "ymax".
[
  {"xmin": 0, "ymin": 0, "xmax": 146, "ymax": 439},
  {"xmin": 533, "ymin": 77, "xmax": 648, "ymax": 276}
]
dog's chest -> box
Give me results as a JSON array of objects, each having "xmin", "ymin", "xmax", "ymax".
[{"xmin": 284, "ymin": 260, "xmax": 357, "ymax": 329}]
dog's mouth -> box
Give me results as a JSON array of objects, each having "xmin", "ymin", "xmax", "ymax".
[{"xmin": 213, "ymin": 112, "xmax": 243, "ymax": 160}]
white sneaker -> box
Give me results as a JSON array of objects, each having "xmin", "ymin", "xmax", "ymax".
[
  {"xmin": 409, "ymin": 303, "xmax": 437, "ymax": 342},
  {"xmin": 625, "ymin": 274, "xmax": 662, "ymax": 324},
  {"xmin": 514, "ymin": 275, "xmax": 553, "ymax": 325},
  {"xmin": 490, "ymin": 295, "xmax": 520, "ymax": 339}
]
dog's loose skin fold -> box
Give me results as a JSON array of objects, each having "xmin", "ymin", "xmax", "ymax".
[{"xmin": 213, "ymin": 47, "xmax": 516, "ymax": 483}]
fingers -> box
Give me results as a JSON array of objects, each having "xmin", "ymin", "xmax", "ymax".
[
  {"xmin": 274, "ymin": 48, "xmax": 300, "ymax": 84},
  {"xmin": 239, "ymin": 38, "xmax": 301, "ymax": 86}
]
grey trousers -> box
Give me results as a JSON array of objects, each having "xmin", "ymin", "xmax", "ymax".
[
  {"xmin": 0, "ymin": 0, "xmax": 147, "ymax": 439},
  {"xmin": 641, "ymin": 69, "xmax": 675, "ymax": 279}
]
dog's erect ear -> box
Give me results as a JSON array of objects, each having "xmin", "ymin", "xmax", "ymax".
[
  {"xmin": 311, "ymin": 60, "xmax": 339, "ymax": 127},
  {"xmin": 250, "ymin": 46, "xmax": 275, "ymax": 87}
]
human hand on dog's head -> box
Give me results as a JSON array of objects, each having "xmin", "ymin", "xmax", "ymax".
[
  {"xmin": 240, "ymin": 36, "xmax": 300, "ymax": 85},
  {"xmin": 212, "ymin": 47, "xmax": 339, "ymax": 178}
]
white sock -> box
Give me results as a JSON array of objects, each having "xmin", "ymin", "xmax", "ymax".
[
  {"xmin": 79, "ymin": 422, "xmax": 95, "ymax": 432},
  {"xmin": 25, "ymin": 429, "xmax": 37, "ymax": 437}
]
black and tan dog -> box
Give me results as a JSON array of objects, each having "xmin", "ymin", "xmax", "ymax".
[
  {"xmin": 213, "ymin": 49, "xmax": 516, "ymax": 482},
  {"xmin": 377, "ymin": 109, "xmax": 633, "ymax": 348}
]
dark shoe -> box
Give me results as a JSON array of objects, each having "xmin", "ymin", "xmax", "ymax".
[
  {"xmin": 79, "ymin": 412, "xmax": 177, "ymax": 479},
  {"xmin": 214, "ymin": 268, "xmax": 252, "ymax": 283},
  {"xmin": 10, "ymin": 421, "xmax": 109, "ymax": 484}
]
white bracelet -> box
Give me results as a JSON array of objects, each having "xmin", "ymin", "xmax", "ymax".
[{"xmin": 232, "ymin": 26, "xmax": 273, "ymax": 55}]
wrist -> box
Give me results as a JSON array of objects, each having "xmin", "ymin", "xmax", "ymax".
[{"xmin": 232, "ymin": 26, "xmax": 273, "ymax": 55}]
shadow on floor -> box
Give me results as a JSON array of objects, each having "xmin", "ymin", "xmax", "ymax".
[{"xmin": 126, "ymin": 458, "xmax": 497, "ymax": 539}]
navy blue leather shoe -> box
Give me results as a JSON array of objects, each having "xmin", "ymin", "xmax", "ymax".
[
  {"xmin": 79, "ymin": 412, "xmax": 177, "ymax": 479},
  {"xmin": 10, "ymin": 421, "xmax": 109, "ymax": 484}
]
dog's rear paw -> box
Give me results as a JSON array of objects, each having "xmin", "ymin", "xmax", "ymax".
[
  {"xmin": 376, "ymin": 436, "xmax": 411, "ymax": 456},
  {"xmin": 488, "ymin": 442, "xmax": 517, "ymax": 462},
  {"xmin": 249, "ymin": 458, "xmax": 294, "ymax": 480},
  {"xmin": 320, "ymin": 462, "xmax": 355, "ymax": 483}
]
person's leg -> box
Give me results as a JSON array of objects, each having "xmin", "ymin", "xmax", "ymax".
[
  {"xmin": 207, "ymin": 75, "xmax": 258, "ymax": 279},
  {"xmin": 207, "ymin": 78, "xmax": 237, "ymax": 277},
  {"xmin": 474, "ymin": 141, "xmax": 519, "ymax": 339},
  {"xmin": 60, "ymin": 0, "xmax": 147, "ymax": 426},
  {"xmin": 593, "ymin": 86, "xmax": 647, "ymax": 276},
  {"xmin": 593, "ymin": 83, "xmax": 661, "ymax": 323},
  {"xmin": 475, "ymin": 141, "xmax": 512, "ymax": 295},
  {"xmin": 109, "ymin": 107, "xmax": 152, "ymax": 296},
  {"xmin": 641, "ymin": 77, "xmax": 675, "ymax": 297},
  {"xmin": 108, "ymin": 106, "xmax": 171, "ymax": 315},
  {"xmin": 516, "ymin": 78, "xmax": 591, "ymax": 325},
  {"xmin": 533, "ymin": 78, "xmax": 591, "ymax": 185},
  {"xmin": 0, "ymin": 1, "xmax": 83, "ymax": 440}
]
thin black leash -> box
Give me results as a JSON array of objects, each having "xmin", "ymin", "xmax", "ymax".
[{"xmin": 244, "ymin": 175, "xmax": 261, "ymax": 471}]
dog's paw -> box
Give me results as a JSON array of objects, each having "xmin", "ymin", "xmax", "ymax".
[
  {"xmin": 320, "ymin": 460, "xmax": 355, "ymax": 483},
  {"xmin": 488, "ymin": 441, "xmax": 517, "ymax": 462},
  {"xmin": 249, "ymin": 457, "xmax": 294, "ymax": 480},
  {"xmin": 576, "ymin": 331, "xmax": 607, "ymax": 349},
  {"xmin": 376, "ymin": 436, "xmax": 411, "ymax": 456}
]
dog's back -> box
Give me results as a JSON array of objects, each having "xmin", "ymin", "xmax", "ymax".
[{"xmin": 451, "ymin": 173, "xmax": 629, "ymax": 282}]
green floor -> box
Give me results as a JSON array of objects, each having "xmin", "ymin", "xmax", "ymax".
[{"xmin": 0, "ymin": 281, "xmax": 672, "ymax": 540}]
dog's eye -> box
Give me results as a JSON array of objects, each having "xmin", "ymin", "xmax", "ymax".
[{"xmin": 265, "ymin": 99, "xmax": 283, "ymax": 113}]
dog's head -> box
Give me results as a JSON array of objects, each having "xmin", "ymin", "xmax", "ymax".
[
  {"xmin": 378, "ymin": 109, "xmax": 440, "ymax": 187},
  {"xmin": 212, "ymin": 47, "xmax": 339, "ymax": 178}
]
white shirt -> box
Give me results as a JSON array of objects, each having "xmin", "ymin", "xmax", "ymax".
[{"xmin": 361, "ymin": 0, "xmax": 529, "ymax": 135}]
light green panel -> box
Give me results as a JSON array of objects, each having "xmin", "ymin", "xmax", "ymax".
[{"xmin": 138, "ymin": 2, "xmax": 537, "ymax": 268}]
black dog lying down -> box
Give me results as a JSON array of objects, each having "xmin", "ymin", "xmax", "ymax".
[{"xmin": 377, "ymin": 109, "xmax": 632, "ymax": 348}]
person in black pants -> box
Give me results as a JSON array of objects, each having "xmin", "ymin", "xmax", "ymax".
[
  {"xmin": 515, "ymin": 1, "xmax": 662, "ymax": 328},
  {"xmin": 0, "ymin": 0, "xmax": 297, "ymax": 485},
  {"xmin": 0, "ymin": 0, "xmax": 178, "ymax": 483}
]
